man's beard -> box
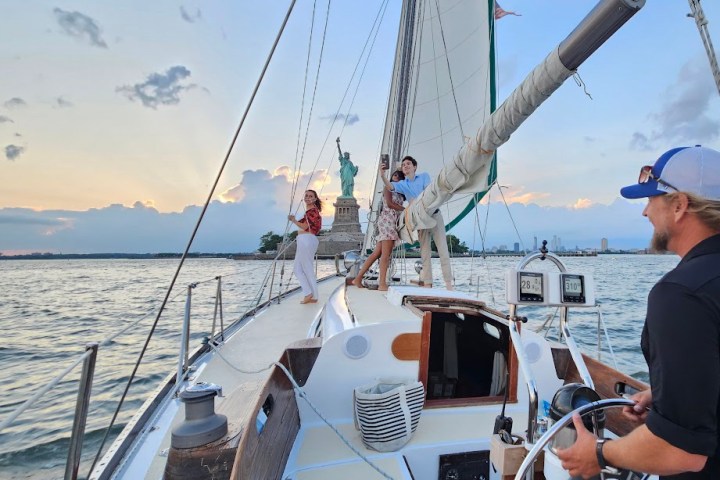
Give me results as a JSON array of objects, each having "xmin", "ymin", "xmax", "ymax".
[{"xmin": 651, "ymin": 229, "xmax": 670, "ymax": 253}]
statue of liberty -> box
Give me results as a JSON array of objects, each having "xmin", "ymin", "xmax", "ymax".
[{"xmin": 336, "ymin": 137, "xmax": 358, "ymax": 198}]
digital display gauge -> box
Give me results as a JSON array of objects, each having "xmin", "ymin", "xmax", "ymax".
[
  {"xmin": 561, "ymin": 274, "xmax": 585, "ymax": 303},
  {"xmin": 518, "ymin": 271, "xmax": 544, "ymax": 302}
]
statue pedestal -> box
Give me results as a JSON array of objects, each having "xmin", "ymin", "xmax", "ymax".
[
  {"xmin": 318, "ymin": 196, "xmax": 364, "ymax": 256},
  {"xmin": 330, "ymin": 197, "xmax": 362, "ymax": 234}
]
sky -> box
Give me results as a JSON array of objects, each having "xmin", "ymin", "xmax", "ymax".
[{"xmin": 1, "ymin": 0, "xmax": 719, "ymax": 254}]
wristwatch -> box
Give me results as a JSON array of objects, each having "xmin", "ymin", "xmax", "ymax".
[{"xmin": 596, "ymin": 438, "xmax": 619, "ymax": 474}]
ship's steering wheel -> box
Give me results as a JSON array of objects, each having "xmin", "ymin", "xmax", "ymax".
[{"xmin": 513, "ymin": 397, "xmax": 650, "ymax": 480}]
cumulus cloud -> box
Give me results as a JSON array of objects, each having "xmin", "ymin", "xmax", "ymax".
[
  {"xmin": 180, "ymin": 6, "xmax": 202, "ymax": 23},
  {"xmin": 5, "ymin": 145, "xmax": 25, "ymax": 161},
  {"xmin": 0, "ymin": 168, "xmax": 335, "ymax": 254},
  {"xmin": 53, "ymin": 8, "xmax": 107, "ymax": 48},
  {"xmin": 321, "ymin": 113, "xmax": 360, "ymax": 126},
  {"xmin": 4, "ymin": 98, "xmax": 27, "ymax": 109},
  {"xmin": 631, "ymin": 59, "xmax": 719, "ymax": 150},
  {"xmin": 116, "ymin": 66, "xmax": 197, "ymax": 109},
  {"xmin": 571, "ymin": 198, "xmax": 593, "ymax": 209},
  {"xmin": 54, "ymin": 97, "xmax": 73, "ymax": 108},
  {"xmin": 0, "ymin": 115, "xmax": 13, "ymax": 124},
  {"xmin": 219, "ymin": 167, "xmax": 330, "ymax": 206},
  {"xmin": 489, "ymin": 185, "xmax": 550, "ymax": 205}
]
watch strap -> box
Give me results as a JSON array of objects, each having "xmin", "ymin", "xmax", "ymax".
[{"xmin": 596, "ymin": 438, "xmax": 609, "ymax": 469}]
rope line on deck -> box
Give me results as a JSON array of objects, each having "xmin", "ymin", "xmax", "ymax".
[{"xmin": 274, "ymin": 362, "xmax": 394, "ymax": 480}]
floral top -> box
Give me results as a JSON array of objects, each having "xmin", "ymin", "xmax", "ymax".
[{"xmin": 299, "ymin": 207, "xmax": 322, "ymax": 235}]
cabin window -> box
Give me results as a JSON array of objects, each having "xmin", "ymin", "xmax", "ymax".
[{"xmin": 424, "ymin": 311, "xmax": 509, "ymax": 402}]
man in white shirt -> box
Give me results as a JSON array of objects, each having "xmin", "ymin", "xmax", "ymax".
[{"xmin": 382, "ymin": 155, "xmax": 452, "ymax": 289}]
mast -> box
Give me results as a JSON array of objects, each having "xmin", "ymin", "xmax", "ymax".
[
  {"xmin": 390, "ymin": 0, "xmax": 417, "ymax": 165},
  {"xmin": 687, "ymin": 0, "xmax": 720, "ymax": 95}
]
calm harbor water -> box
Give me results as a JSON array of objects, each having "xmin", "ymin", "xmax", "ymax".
[{"xmin": 0, "ymin": 254, "xmax": 679, "ymax": 479}]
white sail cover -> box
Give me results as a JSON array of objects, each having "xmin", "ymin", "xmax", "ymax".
[{"xmin": 365, "ymin": 0, "xmax": 496, "ymax": 252}]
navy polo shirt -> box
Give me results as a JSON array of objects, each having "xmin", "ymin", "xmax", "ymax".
[{"xmin": 642, "ymin": 234, "xmax": 720, "ymax": 479}]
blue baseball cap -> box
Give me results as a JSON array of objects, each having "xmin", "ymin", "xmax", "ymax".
[{"xmin": 620, "ymin": 146, "xmax": 720, "ymax": 200}]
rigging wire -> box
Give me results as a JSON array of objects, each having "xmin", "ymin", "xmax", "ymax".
[
  {"xmin": 289, "ymin": 0, "xmax": 319, "ymax": 211},
  {"xmin": 308, "ymin": 0, "xmax": 391, "ymax": 201},
  {"xmin": 496, "ymin": 182, "xmax": 526, "ymax": 253},
  {"xmin": 87, "ymin": 1, "xmax": 300, "ymax": 473},
  {"xmin": 290, "ymin": 0, "xmax": 333, "ymax": 213}
]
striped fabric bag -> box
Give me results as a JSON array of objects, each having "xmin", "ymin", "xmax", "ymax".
[{"xmin": 353, "ymin": 379, "xmax": 425, "ymax": 452}]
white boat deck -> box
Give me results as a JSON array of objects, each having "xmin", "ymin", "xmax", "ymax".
[
  {"xmin": 285, "ymin": 405, "xmax": 530, "ymax": 479},
  {"xmin": 117, "ymin": 275, "xmax": 346, "ymax": 480}
]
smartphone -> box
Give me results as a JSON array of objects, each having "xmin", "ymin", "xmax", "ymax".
[{"xmin": 380, "ymin": 154, "xmax": 390, "ymax": 170}]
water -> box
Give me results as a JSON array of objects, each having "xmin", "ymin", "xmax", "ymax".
[{"xmin": 0, "ymin": 254, "xmax": 679, "ymax": 479}]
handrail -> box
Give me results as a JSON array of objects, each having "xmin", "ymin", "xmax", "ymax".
[
  {"xmin": 65, "ymin": 343, "xmax": 99, "ymax": 480},
  {"xmin": 0, "ymin": 350, "xmax": 92, "ymax": 433}
]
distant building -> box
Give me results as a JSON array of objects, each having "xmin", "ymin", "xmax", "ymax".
[
  {"xmin": 533, "ymin": 236, "xmax": 537, "ymax": 251},
  {"xmin": 514, "ymin": 242, "xmax": 520, "ymax": 252},
  {"xmin": 601, "ymin": 237, "xmax": 608, "ymax": 252}
]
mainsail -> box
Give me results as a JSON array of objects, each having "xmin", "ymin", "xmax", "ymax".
[{"xmin": 364, "ymin": 0, "xmax": 497, "ymax": 253}]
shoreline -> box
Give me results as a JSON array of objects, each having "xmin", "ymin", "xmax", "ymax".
[{"xmin": 0, "ymin": 251, "xmax": 657, "ymax": 261}]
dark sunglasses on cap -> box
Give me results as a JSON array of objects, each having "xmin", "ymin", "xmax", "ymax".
[{"xmin": 639, "ymin": 165, "xmax": 679, "ymax": 192}]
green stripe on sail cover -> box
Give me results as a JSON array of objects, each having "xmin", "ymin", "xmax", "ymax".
[
  {"xmin": 444, "ymin": 0, "xmax": 498, "ymax": 234},
  {"xmin": 380, "ymin": 0, "xmax": 499, "ymax": 253}
]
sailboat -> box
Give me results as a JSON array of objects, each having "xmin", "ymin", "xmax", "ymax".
[{"xmin": 3, "ymin": 0, "xmax": 677, "ymax": 479}]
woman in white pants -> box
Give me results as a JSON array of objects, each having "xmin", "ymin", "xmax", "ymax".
[{"xmin": 288, "ymin": 190, "xmax": 323, "ymax": 304}]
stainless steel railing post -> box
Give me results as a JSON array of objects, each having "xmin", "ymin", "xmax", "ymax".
[
  {"xmin": 176, "ymin": 283, "xmax": 195, "ymax": 388},
  {"xmin": 507, "ymin": 304, "xmax": 538, "ymax": 480},
  {"xmin": 559, "ymin": 307, "xmax": 595, "ymax": 389},
  {"xmin": 64, "ymin": 342, "xmax": 98, "ymax": 480},
  {"xmin": 211, "ymin": 276, "xmax": 225, "ymax": 342},
  {"xmin": 268, "ymin": 261, "xmax": 277, "ymax": 303}
]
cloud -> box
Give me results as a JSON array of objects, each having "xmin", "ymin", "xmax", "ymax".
[
  {"xmin": 0, "ymin": 168, "xmax": 334, "ymax": 254},
  {"xmin": 450, "ymin": 198, "xmax": 652, "ymax": 252},
  {"xmin": 5, "ymin": 145, "xmax": 25, "ymax": 161},
  {"xmin": 629, "ymin": 132, "xmax": 652, "ymax": 151},
  {"xmin": 0, "ymin": 197, "xmax": 653, "ymax": 255},
  {"xmin": 219, "ymin": 167, "xmax": 330, "ymax": 205},
  {"xmin": 490, "ymin": 185, "xmax": 550, "ymax": 205},
  {"xmin": 4, "ymin": 98, "xmax": 27, "ymax": 109},
  {"xmin": 631, "ymin": 59, "xmax": 719, "ymax": 149},
  {"xmin": 116, "ymin": 66, "xmax": 197, "ymax": 109},
  {"xmin": 0, "ymin": 213, "xmax": 67, "ymax": 226},
  {"xmin": 54, "ymin": 97, "xmax": 73, "ymax": 108},
  {"xmin": 53, "ymin": 8, "xmax": 107, "ymax": 48},
  {"xmin": 180, "ymin": 6, "xmax": 202, "ymax": 23},
  {"xmin": 0, "ymin": 115, "xmax": 13, "ymax": 124},
  {"xmin": 571, "ymin": 198, "xmax": 593, "ymax": 209},
  {"xmin": 321, "ymin": 113, "xmax": 360, "ymax": 125}
]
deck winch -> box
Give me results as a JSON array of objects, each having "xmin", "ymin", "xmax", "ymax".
[{"xmin": 171, "ymin": 382, "xmax": 227, "ymax": 449}]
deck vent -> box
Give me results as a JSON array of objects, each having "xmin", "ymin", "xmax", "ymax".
[
  {"xmin": 344, "ymin": 333, "xmax": 371, "ymax": 359},
  {"xmin": 171, "ymin": 382, "xmax": 228, "ymax": 449}
]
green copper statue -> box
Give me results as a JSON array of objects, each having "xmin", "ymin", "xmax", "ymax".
[{"xmin": 336, "ymin": 137, "xmax": 358, "ymax": 198}]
